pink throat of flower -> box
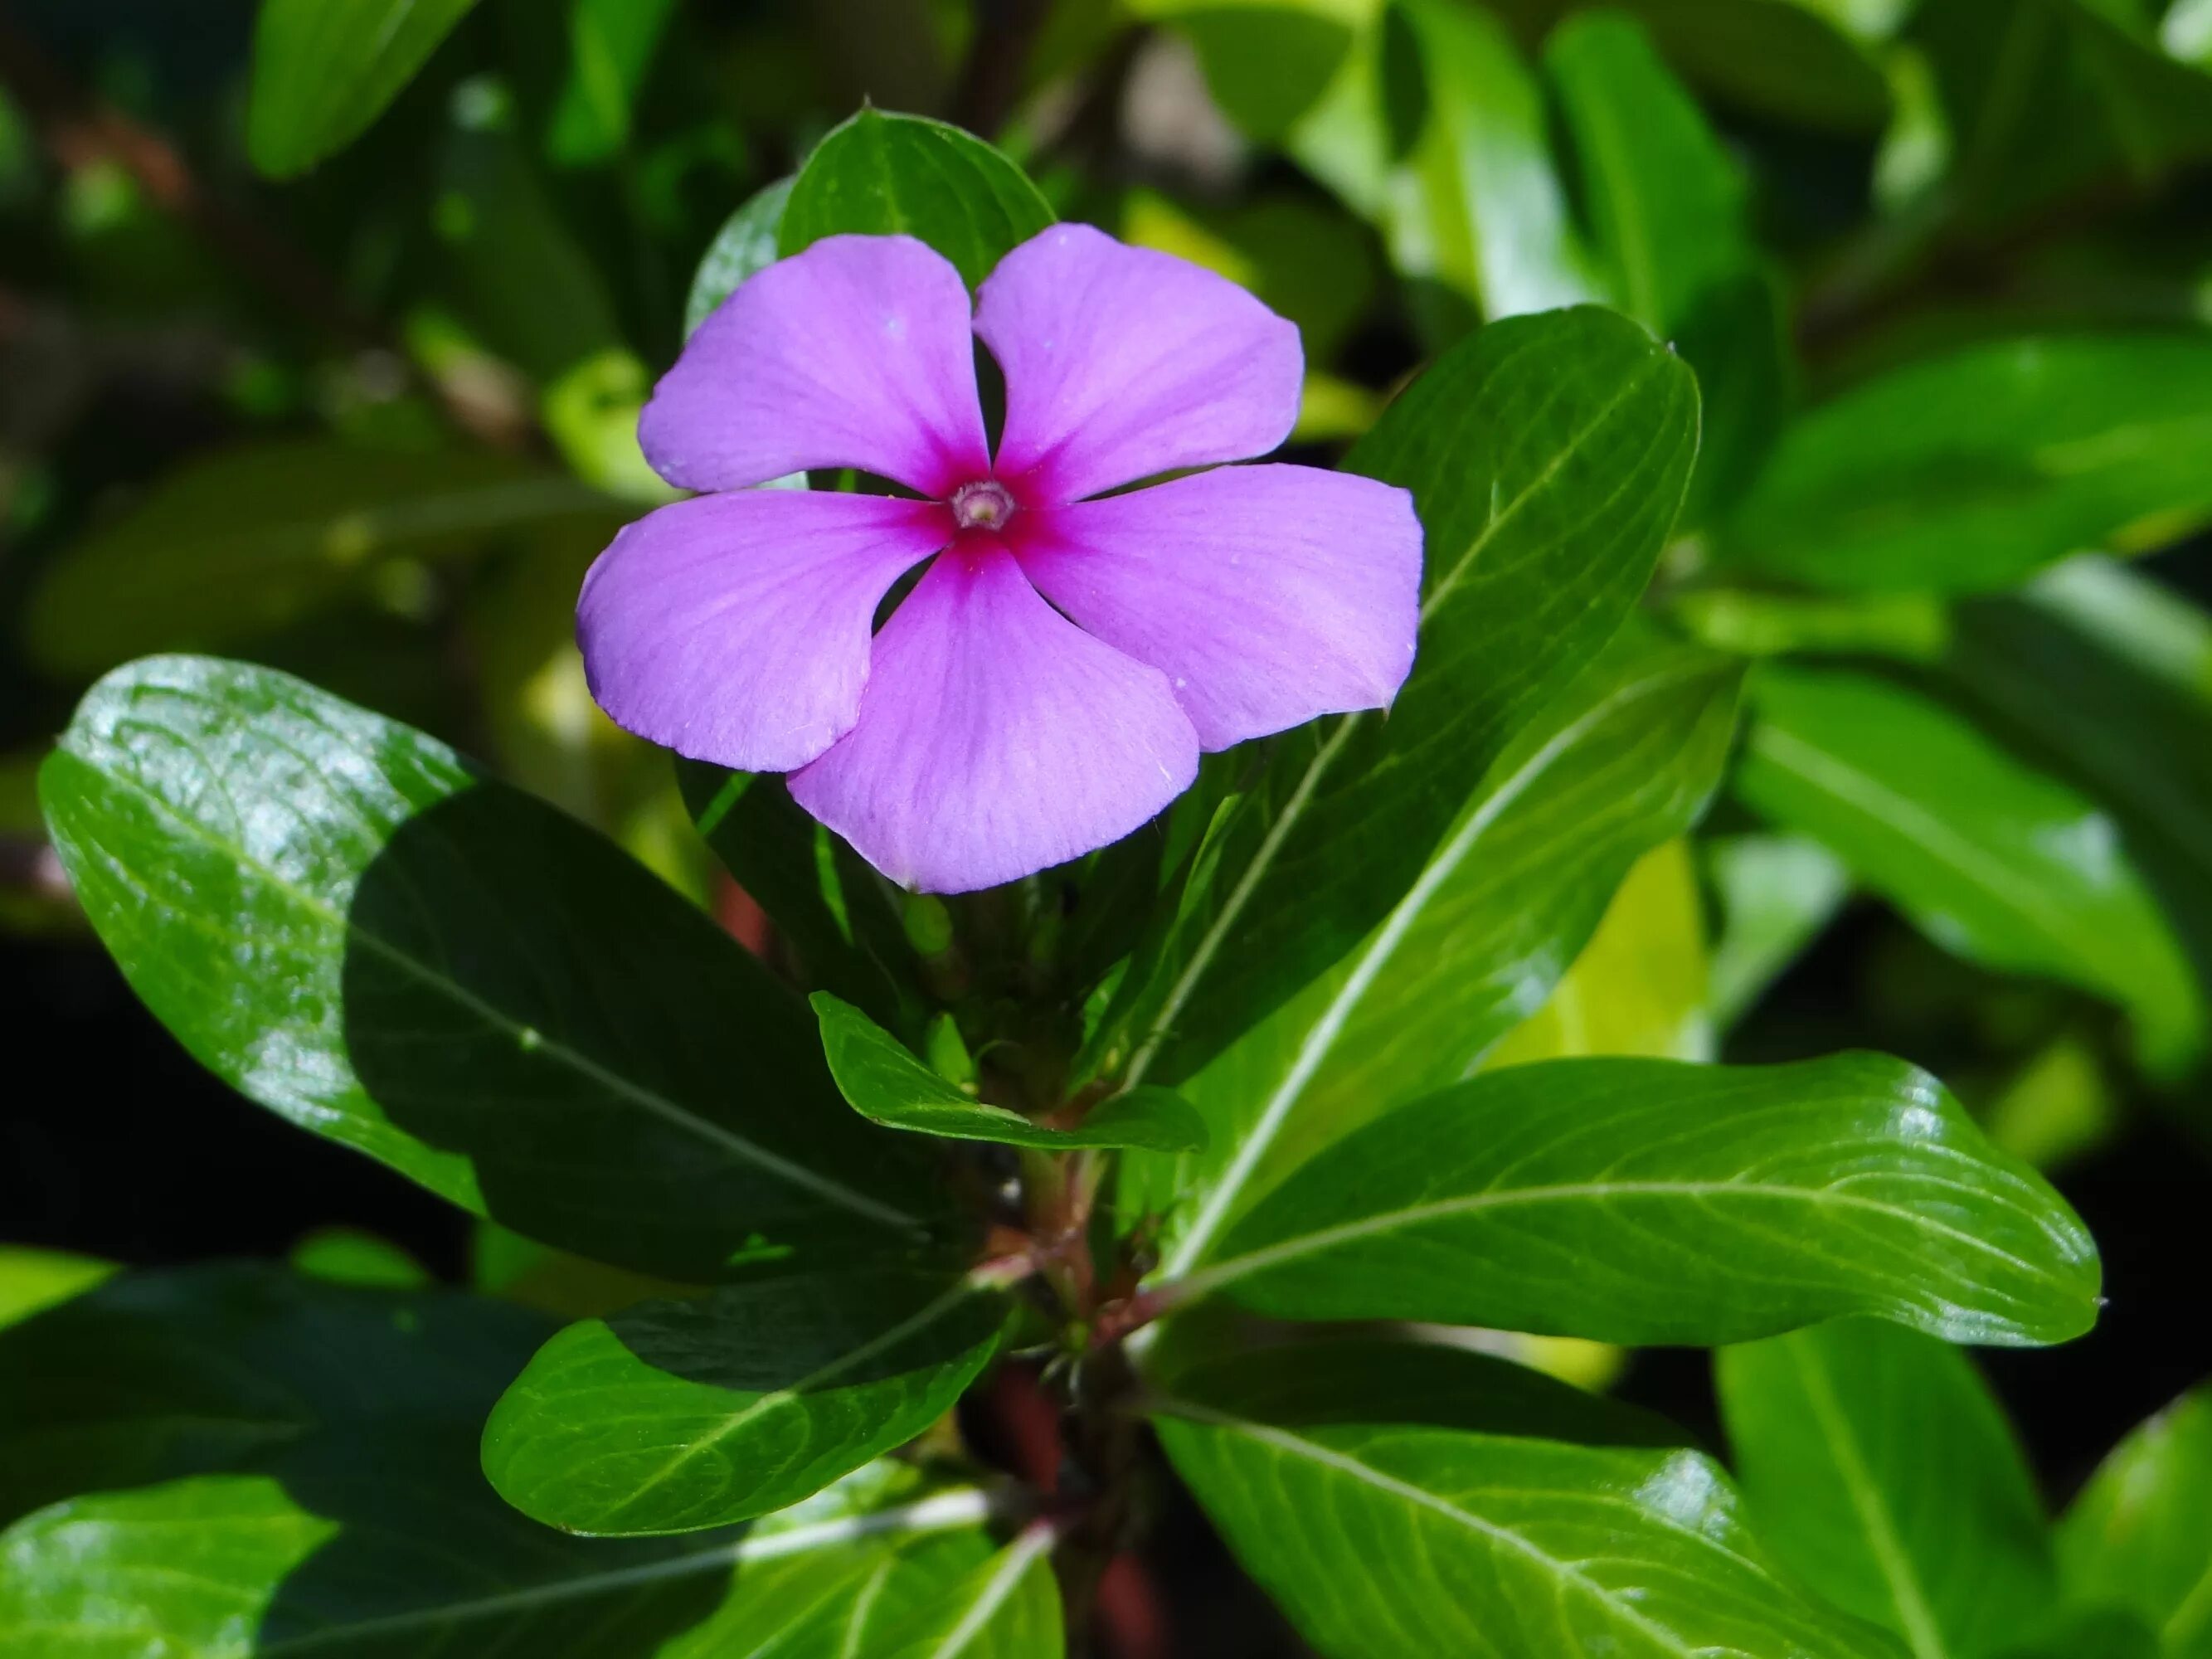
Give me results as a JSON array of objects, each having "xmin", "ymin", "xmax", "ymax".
[{"xmin": 949, "ymin": 479, "xmax": 1017, "ymax": 532}]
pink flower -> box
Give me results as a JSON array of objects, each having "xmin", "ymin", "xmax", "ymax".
[{"xmin": 579, "ymin": 224, "xmax": 1422, "ymax": 893}]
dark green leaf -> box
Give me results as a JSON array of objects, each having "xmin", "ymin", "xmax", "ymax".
[
  {"xmin": 685, "ymin": 176, "xmax": 795, "ymax": 337},
  {"xmin": 1172, "ymin": 1053, "xmax": 2099, "ymax": 1346},
  {"xmin": 2057, "ymin": 1384, "xmax": 2212, "ymax": 1656},
  {"xmin": 1735, "ymin": 664, "xmax": 2202, "ymax": 1070},
  {"xmin": 779, "ymin": 109, "xmax": 1055, "ymax": 288},
  {"xmin": 1096, "ymin": 306, "xmax": 1699, "ymax": 1097},
  {"xmin": 1718, "ymin": 1318, "xmax": 2057, "ymax": 1658},
  {"xmin": 815, "ymin": 994, "xmax": 1206, "ymax": 1153},
  {"xmin": 0, "ymin": 1267, "xmax": 1003, "ymax": 1658},
  {"xmin": 40, "ymin": 656, "xmax": 949, "ymax": 1282},
  {"xmin": 22, "ymin": 443, "xmax": 615, "ymax": 678},
  {"xmin": 1152, "ymin": 1336, "xmax": 1904, "ymax": 1659},
  {"xmin": 1125, "ymin": 629, "xmax": 1741, "ymax": 1268},
  {"xmin": 247, "ymin": 0, "xmax": 483, "ymax": 178},
  {"xmin": 1996, "ymin": 1609, "xmax": 2164, "ymax": 1659},
  {"xmin": 1723, "ymin": 335, "xmax": 2212, "ymax": 593},
  {"xmin": 483, "ymin": 1264, "xmax": 1008, "ymax": 1535}
]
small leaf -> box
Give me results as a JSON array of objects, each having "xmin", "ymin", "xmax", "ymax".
[
  {"xmin": 1718, "ymin": 1318, "xmax": 2058, "ymax": 1657},
  {"xmin": 2058, "ymin": 1384, "xmax": 2212, "ymax": 1656},
  {"xmin": 1736, "ymin": 664, "xmax": 2202, "ymax": 1071},
  {"xmin": 1172, "ymin": 1053, "xmax": 2099, "ymax": 1347},
  {"xmin": 40, "ymin": 656, "xmax": 948, "ymax": 1282},
  {"xmin": 1151, "ymin": 1336, "xmax": 1903, "ymax": 1659},
  {"xmin": 815, "ymin": 994, "xmax": 1207, "ymax": 1153},
  {"xmin": 247, "ymin": 0, "xmax": 483, "ymax": 177},
  {"xmin": 685, "ymin": 175, "xmax": 795, "ymax": 337},
  {"xmin": 22, "ymin": 442, "xmax": 615, "ymax": 677},
  {"xmin": 780, "ymin": 109, "xmax": 1055, "ymax": 287},
  {"xmin": 1723, "ymin": 335, "xmax": 2212, "ymax": 593},
  {"xmin": 0, "ymin": 1248, "xmax": 114, "ymax": 1334},
  {"xmin": 483, "ymin": 1264, "xmax": 1008, "ymax": 1535}
]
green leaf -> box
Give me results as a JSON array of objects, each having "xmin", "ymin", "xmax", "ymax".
[
  {"xmin": 779, "ymin": 109, "xmax": 1055, "ymax": 288},
  {"xmin": 858, "ymin": 1526, "xmax": 1064, "ymax": 1659},
  {"xmin": 1484, "ymin": 837, "xmax": 1714, "ymax": 1066},
  {"xmin": 0, "ymin": 1248, "xmax": 114, "ymax": 1334},
  {"xmin": 1704, "ymin": 833, "xmax": 1853, "ymax": 1029},
  {"xmin": 1723, "ymin": 335, "xmax": 2212, "ymax": 593},
  {"xmin": 1718, "ymin": 1318, "xmax": 2057, "ymax": 1659},
  {"xmin": 1096, "ymin": 306, "xmax": 1699, "ymax": 1099},
  {"xmin": 1735, "ymin": 664, "xmax": 2202, "ymax": 1071},
  {"xmin": 21, "ymin": 443, "xmax": 615, "ymax": 678},
  {"xmin": 247, "ymin": 0, "xmax": 483, "ymax": 178},
  {"xmin": 685, "ymin": 176, "xmax": 795, "ymax": 338},
  {"xmin": 545, "ymin": 0, "xmax": 682, "ymax": 166},
  {"xmin": 288, "ymin": 1228, "xmax": 431, "ymax": 1289},
  {"xmin": 40, "ymin": 656, "xmax": 949, "ymax": 1282},
  {"xmin": 1135, "ymin": 0, "xmax": 1369, "ymax": 142},
  {"xmin": 1151, "ymin": 1336, "xmax": 1904, "ymax": 1659},
  {"xmin": 1125, "ymin": 629, "xmax": 1741, "ymax": 1267},
  {"xmin": 483, "ymin": 1264, "xmax": 1007, "ymax": 1535},
  {"xmin": 814, "ymin": 994, "xmax": 1206, "ymax": 1153},
  {"xmin": 0, "ymin": 1267, "xmax": 1004, "ymax": 1658},
  {"xmin": 1169, "ymin": 1053, "xmax": 2099, "ymax": 1346},
  {"xmin": 1995, "ymin": 1609, "xmax": 2164, "ymax": 1659},
  {"xmin": 1377, "ymin": 0, "xmax": 1599, "ymax": 329},
  {"xmin": 2057, "ymin": 1384, "xmax": 2212, "ymax": 1656}
]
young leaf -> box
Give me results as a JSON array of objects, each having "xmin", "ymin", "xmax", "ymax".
[
  {"xmin": 247, "ymin": 0, "xmax": 483, "ymax": 178},
  {"xmin": 1151, "ymin": 1337, "xmax": 1904, "ymax": 1659},
  {"xmin": 22, "ymin": 442, "xmax": 615, "ymax": 677},
  {"xmin": 814, "ymin": 994, "xmax": 1206, "ymax": 1153},
  {"xmin": 0, "ymin": 1248, "xmax": 114, "ymax": 1334},
  {"xmin": 1736, "ymin": 665, "xmax": 2202, "ymax": 1071},
  {"xmin": 1097, "ymin": 305, "xmax": 1699, "ymax": 1097},
  {"xmin": 482, "ymin": 1265, "xmax": 1009, "ymax": 1535},
  {"xmin": 685, "ymin": 176, "xmax": 795, "ymax": 337},
  {"xmin": 1723, "ymin": 336, "xmax": 2212, "ymax": 592},
  {"xmin": 1717, "ymin": 1318, "xmax": 2058, "ymax": 1659},
  {"xmin": 780, "ymin": 109, "xmax": 1056, "ymax": 287},
  {"xmin": 1171, "ymin": 1053, "xmax": 2099, "ymax": 1347},
  {"xmin": 1126, "ymin": 629, "xmax": 1741, "ymax": 1267},
  {"xmin": 2057, "ymin": 1384, "xmax": 2212, "ymax": 1656},
  {"xmin": 39, "ymin": 656, "xmax": 948, "ymax": 1282}
]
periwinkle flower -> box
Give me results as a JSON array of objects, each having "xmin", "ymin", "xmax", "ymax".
[{"xmin": 579, "ymin": 224, "xmax": 1422, "ymax": 893}]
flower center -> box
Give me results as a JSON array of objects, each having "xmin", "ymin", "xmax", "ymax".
[{"xmin": 950, "ymin": 479, "xmax": 1017, "ymax": 532}]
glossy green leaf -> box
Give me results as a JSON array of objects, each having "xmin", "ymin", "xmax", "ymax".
[
  {"xmin": 1723, "ymin": 335, "xmax": 2212, "ymax": 593},
  {"xmin": 814, "ymin": 993, "xmax": 1205, "ymax": 1153},
  {"xmin": 1096, "ymin": 306, "xmax": 1699, "ymax": 1100},
  {"xmin": 1126, "ymin": 629, "xmax": 1740, "ymax": 1267},
  {"xmin": 21, "ymin": 443, "xmax": 615, "ymax": 677},
  {"xmin": 1704, "ymin": 833, "xmax": 1853, "ymax": 1029},
  {"xmin": 484, "ymin": 1264, "xmax": 1007, "ymax": 1535},
  {"xmin": 1152, "ymin": 1337, "xmax": 1904, "ymax": 1659},
  {"xmin": 856, "ymin": 1526, "xmax": 1064, "ymax": 1659},
  {"xmin": 1377, "ymin": 0, "xmax": 1598, "ymax": 328},
  {"xmin": 685, "ymin": 176, "xmax": 795, "ymax": 337},
  {"xmin": 1170, "ymin": 1053, "xmax": 2099, "ymax": 1346},
  {"xmin": 1718, "ymin": 1318, "xmax": 2057, "ymax": 1659},
  {"xmin": 2057, "ymin": 1384, "xmax": 2212, "ymax": 1655},
  {"xmin": 39, "ymin": 656, "xmax": 947, "ymax": 1281},
  {"xmin": 0, "ymin": 1264, "xmax": 1004, "ymax": 1657},
  {"xmin": 1735, "ymin": 664, "xmax": 2202, "ymax": 1069},
  {"xmin": 247, "ymin": 0, "xmax": 482, "ymax": 177},
  {"xmin": 779, "ymin": 109, "xmax": 1054, "ymax": 288}
]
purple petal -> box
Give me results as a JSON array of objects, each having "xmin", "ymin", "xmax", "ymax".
[
  {"xmin": 640, "ymin": 235, "xmax": 990, "ymax": 497},
  {"xmin": 788, "ymin": 544, "xmax": 1199, "ymax": 893},
  {"xmin": 1009, "ymin": 465, "xmax": 1423, "ymax": 750},
  {"xmin": 579, "ymin": 489, "xmax": 952, "ymax": 772},
  {"xmin": 975, "ymin": 224, "xmax": 1303, "ymax": 505}
]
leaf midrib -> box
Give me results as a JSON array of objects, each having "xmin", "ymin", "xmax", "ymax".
[{"xmin": 61, "ymin": 726, "xmax": 921, "ymax": 1233}]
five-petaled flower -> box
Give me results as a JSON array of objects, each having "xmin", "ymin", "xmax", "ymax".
[{"xmin": 579, "ymin": 224, "xmax": 1422, "ymax": 893}]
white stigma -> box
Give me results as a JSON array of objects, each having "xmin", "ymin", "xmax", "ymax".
[{"xmin": 950, "ymin": 479, "xmax": 1017, "ymax": 531}]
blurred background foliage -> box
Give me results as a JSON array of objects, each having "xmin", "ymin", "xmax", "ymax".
[{"xmin": 2, "ymin": 0, "xmax": 2211, "ymax": 1645}]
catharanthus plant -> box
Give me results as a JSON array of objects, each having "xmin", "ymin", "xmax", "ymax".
[{"xmin": 578, "ymin": 224, "xmax": 1422, "ymax": 892}]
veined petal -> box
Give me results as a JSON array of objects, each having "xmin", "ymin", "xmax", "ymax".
[
  {"xmin": 789, "ymin": 544, "xmax": 1199, "ymax": 893},
  {"xmin": 976, "ymin": 224, "xmax": 1302, "ymax": 505},
  {"xmin": 1010, "ymin": 465, "xmax": 1422, "ymax": 750},
  {"xmin": 578, "ymin": 489, "xmax": 951, "ymax": 772},
  {"xmin": 641, "ymin": 235, "xmax": 990, "ymax": 497}
]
